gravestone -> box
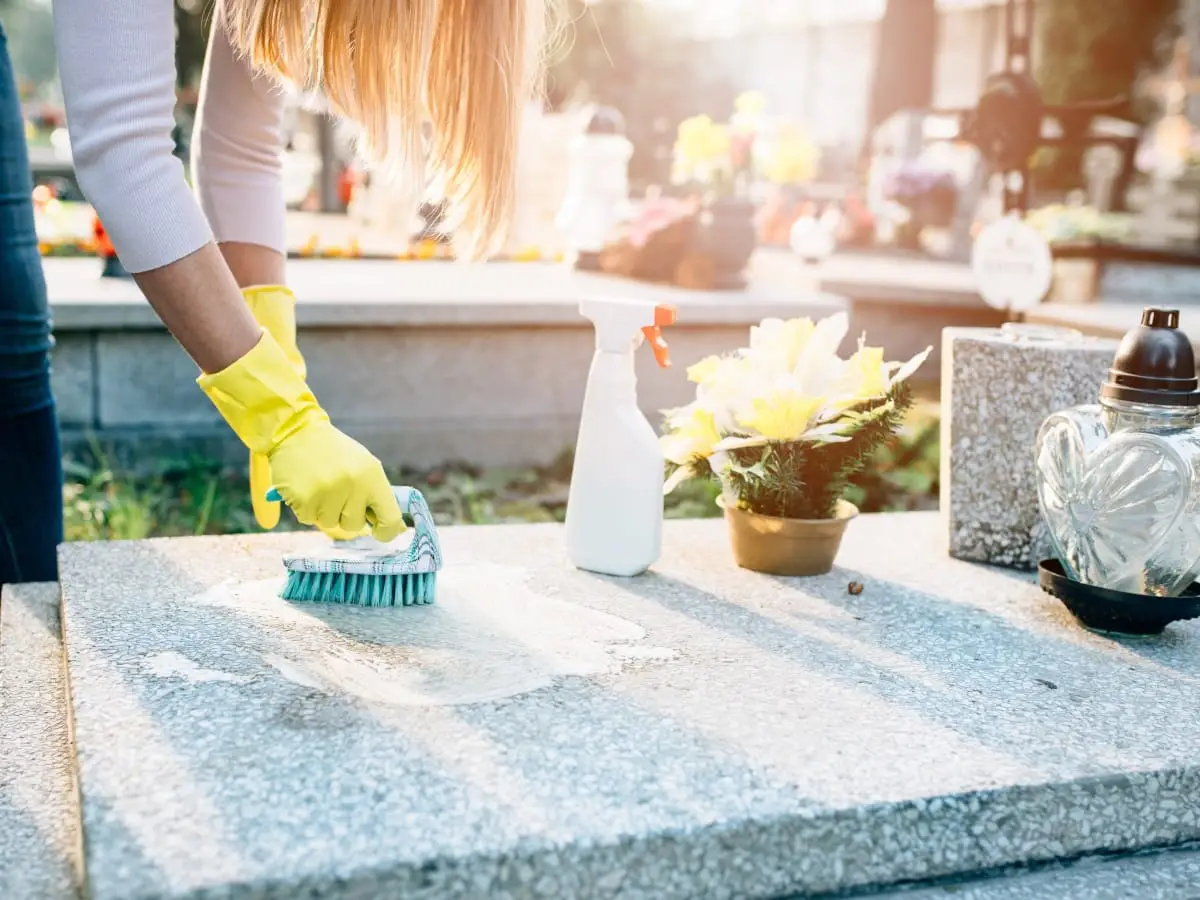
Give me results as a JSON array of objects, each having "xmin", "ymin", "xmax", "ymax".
[
  {"xmin": 941, "ymin": 325, "xmax": 1119, "ymax": 568},
  {"xmin": 1082, "ymin": 145, "xmax": 1122, "ymax": 213},
  {"xmin": 43, "ymin": 515, "xmax": 1200, "ymax": 899}
]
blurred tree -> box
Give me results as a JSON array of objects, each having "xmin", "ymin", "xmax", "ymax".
[
  {"xmin": 546, "ymin": 0, "xmax": 737, "ymax": 190},
  {"xmin": 865, "ymin": 0, "xmax": 937, "ymax": 138},
  {"xmin": 1035, "ymin": 0, "xmax": 1180, "ymax": 191},
  {"xmin": 3, "ymin": 0, "xmax": 58, "ymax": 88},
  {"xmin": 175, "ymin": 0, "xmax": 214, "ymax": 88}
]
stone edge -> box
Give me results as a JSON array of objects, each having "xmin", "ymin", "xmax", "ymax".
[{"xmin": 0, "ymin": 583, "xmax": 83, "ymax": 900}]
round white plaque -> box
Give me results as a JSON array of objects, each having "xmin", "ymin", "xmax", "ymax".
[{"xmin": 971, "ymin": 214, "xmax": 1053, "ymax": 312}]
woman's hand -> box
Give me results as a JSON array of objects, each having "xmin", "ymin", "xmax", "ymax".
[
  {"xmin": 240, "ymin": 285, "xmax": 305, "ymax": 530},
  {"xmin": 198, "ymin": 330, "xmax": 405, "ymax": 542}
]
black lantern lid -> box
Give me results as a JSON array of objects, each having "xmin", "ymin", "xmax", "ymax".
[
  {"xmin": 1100, "ymin": 308, "xmax": 1200, "ymax": 407},
  {"xmin": 584, "ymin": 106, "xmax": 625, "ymax": 136}
]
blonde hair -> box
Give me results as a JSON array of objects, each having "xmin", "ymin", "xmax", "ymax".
[{"xmin": 221, "ymin": 0, "xmax": 558, "ymax": 259}]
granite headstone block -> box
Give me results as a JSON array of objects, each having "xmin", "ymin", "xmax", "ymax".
[
  {"xmin": 940, "ymin": 325, "xmax": 1120, "ymax": 569},
  {"xmin": 56, "ymin": 516, "xmax": 1200, "ymax": 900},
  {"xmin": 0, "ymin": 583, "xmax": 82, "ymax": 900}
]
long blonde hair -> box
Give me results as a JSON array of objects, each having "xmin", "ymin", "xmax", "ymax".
[{"xmin": 221, "ymin": 0, "xmax": 557, "ymax": 258}]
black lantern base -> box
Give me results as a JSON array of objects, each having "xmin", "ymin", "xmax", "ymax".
[
  {"xmin": 101, "ymin": 255, "xmax": 132, "ymax": 279},
  {"xmin": 571, "ymin": 250, "xmax": 603, "ymax": 272},
  {"xmin": 1038, "ymin": 559, "xmax": 1200, "ymax": 635}
]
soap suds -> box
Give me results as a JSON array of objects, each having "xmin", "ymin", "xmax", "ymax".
[
  {"xmin": 142, "ymin": 651, "xmax": 252, "ymax": 685},
  {"xmin": 184, "ymin": 563, "xmax": 672, "ymax": 706}
]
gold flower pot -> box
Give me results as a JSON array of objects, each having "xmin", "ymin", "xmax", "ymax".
[{"xmin": 722, "ymin": 499, "xmax": 859, "ymax": 576}]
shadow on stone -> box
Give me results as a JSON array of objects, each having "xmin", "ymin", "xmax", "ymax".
[{"xmin": 603, "ymin": 567, "xmax": 1200, "ymax": 778}]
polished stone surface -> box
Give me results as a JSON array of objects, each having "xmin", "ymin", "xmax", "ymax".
[
  {"xmin": 56, "ymin": 514, "xmax": 1200, "ymax": 899},
  {"xmin": 0, "ymin": 584, "xmax": 80, "ymax": 900}
]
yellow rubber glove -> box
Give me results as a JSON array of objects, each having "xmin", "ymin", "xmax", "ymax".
[
  {"xmin": 198, "ymin": 331, "xmax": 406, "ymax": 542},
  {"xmin": 242, "ymin": 286, "xmax": 305, "ymax": 531}
]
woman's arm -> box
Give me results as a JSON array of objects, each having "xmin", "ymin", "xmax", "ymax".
[
  {"xmin": 52, "ymin": 0, "xmax": 260, "ymax": 373},
  {"xmin": 192, "ymin": 7, "xmax": 288, "ymax": 288}
]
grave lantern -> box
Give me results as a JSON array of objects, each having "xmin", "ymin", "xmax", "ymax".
[
  {"xmin": 93, "ymin": 215, "xmax": 131, "ymax": 279},
  {"xmin": 556, "ymin": 106, "xmax": 634, "ymax": 271}
]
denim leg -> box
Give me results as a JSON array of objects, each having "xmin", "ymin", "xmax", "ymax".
[{"xmin": 0, "ymin": 19, "xmax": 63, "ymax": 584}]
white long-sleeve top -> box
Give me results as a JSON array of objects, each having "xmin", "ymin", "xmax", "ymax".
[{"xmin": 52, "ymin": 0, "xmax": 287, "ymax": 273}]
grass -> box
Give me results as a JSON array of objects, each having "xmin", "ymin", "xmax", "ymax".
[{"xmin": 63, "ymin": 405, "xmax": 939, "ymax": 542}]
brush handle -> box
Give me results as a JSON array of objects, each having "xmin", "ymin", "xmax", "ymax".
[{"xmin": 267, "ymin": 485, "xmax": 443, "ymax": 574}]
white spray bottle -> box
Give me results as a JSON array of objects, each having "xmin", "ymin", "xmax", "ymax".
[{"xmin": 566, "ymin": 298, "xmax": 677, "ymax": 576}]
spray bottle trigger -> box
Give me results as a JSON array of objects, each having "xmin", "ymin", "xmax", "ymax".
[{"xmin": 641, "ymin": 304, "xmax": 677, "ymax": 368}]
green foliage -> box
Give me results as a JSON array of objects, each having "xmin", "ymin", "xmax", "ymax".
[
  {"xmin": 4, "ymin": 0, "xmax": 58, "ymax": 87},
  {"xmin": 175, "ymin": 0, "xmax": 215, "ymax": 88},
  {"xmin": 64, "ymin": 452, "xmax": 260, "ymax": 541},
  {"xmin": 842, "ymin": 401, "xmax": 939, "ymax": 513},
  {"xmin": 720, "ymin": 384, "xmax": 916, "ymax": 521},
  {"xmin": 64, "ymin": 413, "xmax": 941, "ymax": 542}
]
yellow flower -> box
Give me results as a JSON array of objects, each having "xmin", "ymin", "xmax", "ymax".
[
  {"xmin": 661, "ymin": 404, "xmax": 721, "ymax": 465},
  {"xmin": 848, "ymin": 344, "xmax": 888, "ymax": 399},
  {"xmin": 734, "ymin": 91, "xmax": 767, "ymax": 117},
  {"xmin": 762, "ymin": 126, "xmax": 819, "ymax": 185},
  {"xmin": 736, "ymin": 390, "xmax": 824, "ymax": 442},
  {"xmin": 748, "ymin": 317, "xmax": 815, "ymax": 374},
  {"xmin": 687, "ymin": 355, "xmax": 723, "ymax": 385},
  {"xmin": 674, "ymin": 115, "xmax": 731, "ymax": 168}
]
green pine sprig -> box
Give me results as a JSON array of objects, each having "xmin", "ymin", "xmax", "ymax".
[{"xmin": 715, "ymin": 382, "xmax": 914, "ymax": 520}]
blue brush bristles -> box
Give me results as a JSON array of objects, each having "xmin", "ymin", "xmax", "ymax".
[
  {"xmin": 268, "ymin": 486, "xmax": 443, "ymax": 608},
  {"xmin": 279, "ymin": 569, "xmax": 437, "ymax": 606}
]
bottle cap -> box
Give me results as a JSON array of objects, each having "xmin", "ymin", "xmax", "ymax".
[{"xmin": 1100, "ymin": 308, "xmax": 1200, "ymax": 407}]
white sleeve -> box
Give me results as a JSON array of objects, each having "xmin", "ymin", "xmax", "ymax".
[
  {"xmin": 191, "ymin": 8, "xmax": 287, "ymax": 255},
  {"xmin": 52, "ymin": 0, "xmax": 213, "ymax": 274}
]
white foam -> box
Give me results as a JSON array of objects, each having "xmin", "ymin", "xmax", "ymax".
[{"xmin": 185, "ymin": 564, "xmax": 673, "ymax": 707}]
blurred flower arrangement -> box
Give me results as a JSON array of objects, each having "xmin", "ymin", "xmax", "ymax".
[
  {"xmin": 1025, "ymin": 203, "xmax": 1131, "ymax": 244},
  {"xmin": 884, "ymin": 161, "xmax": 958, "ymax": 226},
  {"xmin": 661, "ymin": 312, "xmax": 931, "ymax": 521},
  {"xmin": 759, "ymin": 124, "xmax": 820, "ymax": 186},
  {"xmin": 672, "ymin": 113, "xmax": 735, "ymax": 192},
  {"xmin": 672, "ymin": 92, "xmax": 819, "ymax": 196}
]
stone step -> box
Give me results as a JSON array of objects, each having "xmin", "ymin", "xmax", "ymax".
[
  {"xmin": 0, "ymin": 584, "xmax": 81, "ymax": 900},
  {"xmin": 870, "ymin": 844, "xmax": 1200, "ymax": 899},
  {"xmin": 41, "ymin": 513, "xmax": 1200, "ymax": 899}
]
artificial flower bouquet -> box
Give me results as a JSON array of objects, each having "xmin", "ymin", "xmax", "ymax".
[
  {"xmin": 1024, "ymin": 203, "xmax": 1131, "ymax": 245},
  {"xmin": 661, "ymin": 312, "xmax": 930, "ymax": 572}
]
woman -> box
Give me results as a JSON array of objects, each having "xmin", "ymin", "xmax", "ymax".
[
  {"xmin": 0, "ymin": 22, "xmax": 62, "ymax": 584},
  {"xmin": 50, "ymin": 0, "xmax": 551, "ymax": 542}
]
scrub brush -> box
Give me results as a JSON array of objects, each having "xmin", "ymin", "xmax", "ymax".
[{"xmin": 264, "ymin": 486, "xmax": 443, "ymax": 606}]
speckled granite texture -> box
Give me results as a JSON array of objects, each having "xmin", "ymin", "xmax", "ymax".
[
  {"xmin": 940, "ymin": 327, "xmax": 1119, "ymax": 569},
  {"xmin": 872, "ymin": 844, "xmax": 1200, "ymax": 899},
  {"xmin": 57, "ymin": 514, "xmax": 1200, "ymax": 900},
  {"xmin": 0, "ymin": 583, "xmax": 81, "ymax": 900}
]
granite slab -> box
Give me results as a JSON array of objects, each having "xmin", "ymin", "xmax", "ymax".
[
  {"xmin": 872, "ymin": 844, "xmax": 1200, "ymax": 899},
  {"xmin": 0, "ymin": 583, "xmax": 81, "ymax": 900},
  {"xmin": 57, "ymin": 514, "xmax": 1200, "ymax": 900},
  {"xmin": 43, "ymin": 258, "xmax": 845, "ymax": 331},
  {"xmin": 1027, "ymin": 303, "xmax": 1200, "ymax": 347}
]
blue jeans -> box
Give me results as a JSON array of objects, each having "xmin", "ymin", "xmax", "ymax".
[{"xmin": 0, "ymin": 19, "xmax": 63, "ymax": 584}]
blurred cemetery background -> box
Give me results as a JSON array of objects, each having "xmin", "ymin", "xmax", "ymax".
[{"xmin": 8, "ymin": 0, "xmax": 1200, "ymax": 537}]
